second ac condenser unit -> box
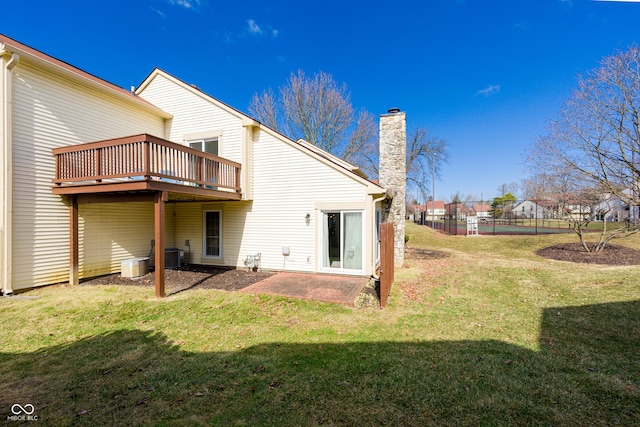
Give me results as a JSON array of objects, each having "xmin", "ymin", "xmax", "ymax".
[{"xmin": 164, "ymin": 248, "xmax": 181, "ymax": 269}]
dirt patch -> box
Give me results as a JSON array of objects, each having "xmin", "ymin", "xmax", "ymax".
[
  {"xmin": 400, "ymin": 247, "xmax": 454, "ymax": 303},
  {"xmin": 405, "ymin": 247, "xmax": 450, "ymax": 260},
  {"xmin": 536, "ymin": 243, "xmax": 640, "ymax": 266},
  {"xmin": 80, "ymin": 265, "xmax": 275, "ymax": 294}
]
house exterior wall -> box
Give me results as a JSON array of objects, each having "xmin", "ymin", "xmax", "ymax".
[
  {"xmin": 8, "ymin": 62, "xmax": 165, "ymax": 291},
  {"xmin": 138, "ymin": 73, "xmax": 378, "ymax": 276},
  {"xmin": 170, "ymin": 129, "xmax": 373, "ymax": 275},
  {"xmin": 136, "ymin": 73, "xmax": 243, "ymax": 162},
  {"xmin": 512, "ymin": 201, "xmax": 545, "ymax": 219},
  {"xmin": 592, "ymin": 196, "xmax": 629, "ymax": 222},
  {"xmin": 246, "ymin": 128, "xmax": 370, "ymax": 274},
  {"xmin": 426, "ymin": 202, "xmax": 445, "ymax": 218},
  {"xmin": 2, "ymin": 52, "xmax": 382, "ymax": 292},
  {"xmin": 135, "ymin": 73, "xmax": 257, "ymax": 198},
  {"xmin": 78, "ymin": 202, "xmax": 176, "ymax": 278}
]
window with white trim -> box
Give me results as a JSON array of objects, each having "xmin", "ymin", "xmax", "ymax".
[
  {"xmin": 189, "ymin": 137, "xmax": 219, "ymax": 156},
  {"xmin": 204, "ymin": 210, "xmax": 221, "ymax": 257},
  {"xmin": 321, "ymin": 210, "xmax": 364, "ymax": 272}
]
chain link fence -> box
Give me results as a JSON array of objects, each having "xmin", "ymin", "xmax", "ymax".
[{"xmin": 414, "ymin": 199, "xmax": 637, "ymax": 236}]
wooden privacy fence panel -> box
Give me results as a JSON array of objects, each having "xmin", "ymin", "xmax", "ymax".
[{"xmin": 379, "ymin": 222, "xmax": 395, "ymax": 308}]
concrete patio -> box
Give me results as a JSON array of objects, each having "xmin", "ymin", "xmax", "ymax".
[{"xmin": 240, "ymin": 272, "xmax": 370, "ymax": 306}]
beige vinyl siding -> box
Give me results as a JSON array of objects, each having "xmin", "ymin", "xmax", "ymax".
[
  {"xmin": 11, "ymin": 63, "xmax": 165, "ymax": 289},
  {"xmin": 79, "ymin": 203, "xmax": 176, "ymax": 277},
  {"xmin": 137, "ymin": 71, "xmax": 375, "ymax": 275},
  {"xmin": 169, "ymin": 131, "xmax": 369, "ymax": 274},
  {"xmin": 243, "ymin": 130, "xmax": 367, "ymax": 273},
  {"xmin": 173, "ymin": 201, "xmax": 250, "ymax": 267},
  {"xmin": 174, "ymin": 203, "xmax": 203, "ymax": 265},
  {"xmin": 138, "ymin": 74, "xmax": 243, "ymax": 164}
]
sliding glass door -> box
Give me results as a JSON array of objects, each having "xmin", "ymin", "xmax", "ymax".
[{"xmin": 322, "ymin": 211, "xmax": 363, "ymax": 273}]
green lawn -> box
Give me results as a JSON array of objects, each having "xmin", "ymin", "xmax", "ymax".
[{"xmin": 1, "ymin": 223, "xmax": 639, "ymax": 426}]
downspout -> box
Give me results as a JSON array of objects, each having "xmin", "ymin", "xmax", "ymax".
[{"xmin": 1, "ymin": 48, "xmax": 19, "ymax": 295}]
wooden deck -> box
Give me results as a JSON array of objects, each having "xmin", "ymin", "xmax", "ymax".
[
  {"xmin": 52, "ymin": 133, "xmax": 241, "ymax": 200},
  {"xmin": 51, "ymin": 134, "xmax": 243, "ymax": 298}
]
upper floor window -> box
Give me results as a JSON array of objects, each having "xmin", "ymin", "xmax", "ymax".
[{"xmin": 189, "ymin": 137, "xmax": 218, "ymax": 156}]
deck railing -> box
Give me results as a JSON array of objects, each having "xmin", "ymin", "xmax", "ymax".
[{"xmin": 52, "ymin": 134, "xmax": 241, "ymax": 193}]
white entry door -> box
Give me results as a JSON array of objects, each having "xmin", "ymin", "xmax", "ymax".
[{"xmin": 321, "ymin": 211, "xmax": 363, "ymax": 273}]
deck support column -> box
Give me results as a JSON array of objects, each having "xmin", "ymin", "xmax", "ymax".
[
  {"xmin": 154, "ymin": 191, "xmax": 166, "ymax": 298},
  {"xmin": 69, "ymin": 195, "xmax": 79, "ymax": 286}
]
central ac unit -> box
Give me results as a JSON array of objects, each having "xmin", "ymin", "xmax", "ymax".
[{"xmin": 164, "ymin": 248, "xmax": 181, "ymax": 269}]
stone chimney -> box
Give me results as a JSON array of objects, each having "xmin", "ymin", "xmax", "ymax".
[{"xmin": 379, "ymin": 108, "xmax": 406, "ymax": 266}]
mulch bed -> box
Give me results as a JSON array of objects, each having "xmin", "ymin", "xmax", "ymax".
[
  {"xmin": 80, "ymin": 265, "xmax": 274, "ymax": 294},
  {"xmin": 536, "ymin": 243, "xmax": 640, "ymax": 265}
]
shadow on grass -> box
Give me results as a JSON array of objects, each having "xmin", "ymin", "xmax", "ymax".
[{"xmin": 1, "ymin": 301, "xmax": 638, "ymax": 426}]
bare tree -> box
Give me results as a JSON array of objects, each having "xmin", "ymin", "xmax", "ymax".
[
  {"xmin": 538, "ymin": 46, "xmax": 640, "ymax": 207},
  {"xmin": 407, "ymin": 129, "xmax": 447, "ymax": 195},
  {"xmin": 249, "ymin": 70, "xmax": 447, "ymax": 188},
  {"xmin": 249, "ymin": 70, "xmax": 375, "ymax": 164},
  {"xmin": 530, "ymin": 139, "xmax": 638, "ymax": 252},
  {"xmin": 529, "ymin": 46, "xmax": 640, "ymax": 251},
  {"xmin": 364, "ymin": 127, "xmax": 447, "ymax": 193},
  {"xmin": 521, "ymin": 173, "xmax": 553, "ymax": 203},
  {"xmin": 558, "ymin": 186, "xmax": 636, "ymax": 253},
  {"xmin": 248, "ymin": 88, "xmax": 278, "ymax": 131},
  {"xmin": 497, "ymin": 182, "xmax": 520, "ymax": 200},
  {"xmin": 342, "ymin": 110, "xmax": 378, "ymax": 170}
]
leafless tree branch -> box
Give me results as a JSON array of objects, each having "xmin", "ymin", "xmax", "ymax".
[{"xmin": 528, "ymin": 46, "xmax": 640, "ymax": 251}]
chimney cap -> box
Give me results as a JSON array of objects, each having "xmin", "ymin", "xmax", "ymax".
[{"xmin": 387, "ymin": 108, "xmax": 401, "ymax": 114}]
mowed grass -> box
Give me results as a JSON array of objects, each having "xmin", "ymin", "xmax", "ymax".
[{"xmin": 1, "ymin": 223, "xmax": 639, "ymax": 426}]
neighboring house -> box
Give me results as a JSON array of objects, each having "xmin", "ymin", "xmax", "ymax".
[
  {"xmin": 407, "ymin": 203, "xmax": 427, "ymax": 222},
  {"xmin": 426, "ymin": 201, "xmax": 445, "ymax": 220},
  {"xmin": 0, "ymin": 35, "xmax": 390, "ymax": 296},
  {"xmin": 444, "ymin": 202, "xmax": 460, "ymax": 219},
  {"xmin": 459, "ymin": 204, "xmax": 475, "ymax": 221},
  {"xmin": 562, "ymin": 201, "xmax": 591, "ymax": 220},
  {"xmin": 512, "ymin": 200, "xmax": 545, "ymax": 219},
  {"xmin": 444, "ymin": 202, "xmax": 474, "ymax": 221},
  {"xmin": 591, "ymin": 193, "xmax": 630, "ymax": 222},
  {"xmin": 472, "ymin": 204, "xmax": 491, "ymax": 220}
]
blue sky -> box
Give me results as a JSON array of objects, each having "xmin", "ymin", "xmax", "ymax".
[{"xmin": 3, "ymin": 0, "xmax": 640, "ymax": 201}]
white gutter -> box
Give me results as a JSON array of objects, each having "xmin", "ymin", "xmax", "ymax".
[{"xmin": 0, "ymin": 47, "xmax": 18, "ymax": 295}]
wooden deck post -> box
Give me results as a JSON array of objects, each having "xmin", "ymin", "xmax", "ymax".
[
  {"xmin": 154, "ymin": 191, "xmax": 166, "ymax": 298},
  {"xmin": 69, "ymin": 196, "xmax": 79, "ymax": 286}
]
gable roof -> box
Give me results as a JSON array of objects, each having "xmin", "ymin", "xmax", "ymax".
[
  {"xmin": 0, "ymin": 34, "xmax": 387, "ymax": 198},
  {"xmin": 408, "ymin": 204, "xmax": 427, "ymax": 213},
  {"xmin": 0, "ymin": 34, "xmax": 171, "ymax": 119},
  {"xmin": 426, "ymin": 200, "xmax": 445, "ymax": 210},
  {"xmin": 513, "ymin": 200, "xmax": 543, "ymax": 209},
  {"xmin": 136, "ymin": 68, "xmax": 385, "ymax": 195},
  {"xmin": 472, "ymin": 204, "xmax": 491, "ymax": 213},
  {"xmin": 136, "ymin": 68, "xmax": 251, "ymax": 123}
]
